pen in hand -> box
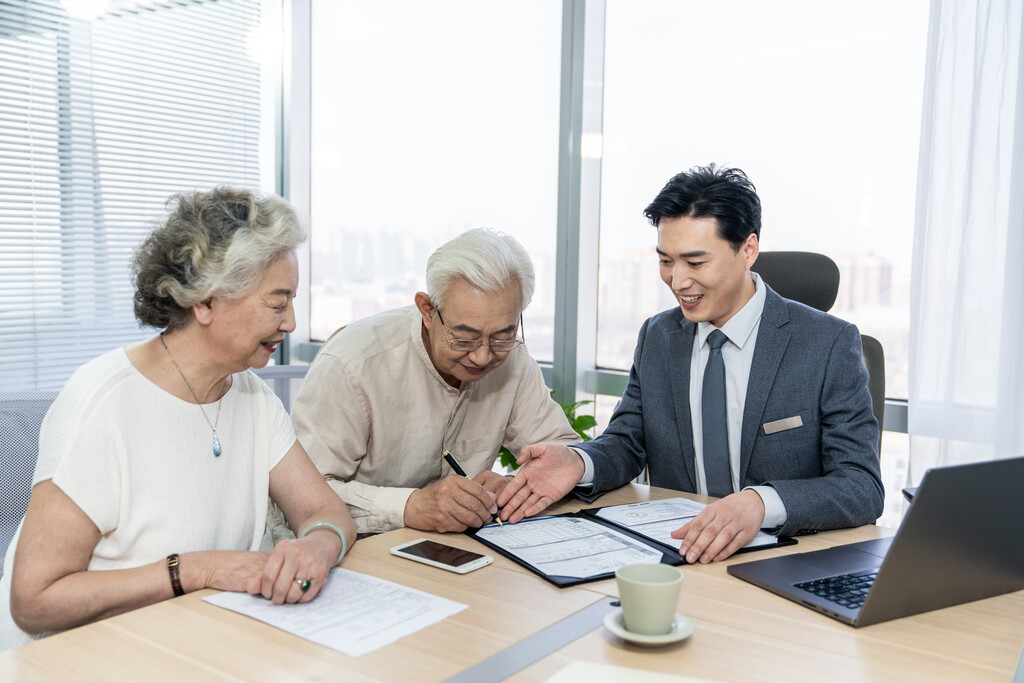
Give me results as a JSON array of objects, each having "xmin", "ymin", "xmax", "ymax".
[{"xmin": 442, "ymin": 450, "xmax": 503, "ymax": 526}]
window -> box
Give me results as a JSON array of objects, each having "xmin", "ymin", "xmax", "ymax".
[
  {"xmin": 595, "ymin": 0, "xmax": 928, "ymax": 406},
  {"xmin": 308, "ymin": 0, "xmax": 562, "ymax": 360},
  {"xmin": 0, "ymin": 0, "xmax": 279, "ymax": 391}
]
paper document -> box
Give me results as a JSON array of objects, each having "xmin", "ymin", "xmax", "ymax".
[
  {"xmin": 204, "ymin": 568, "xmax": 467, "ymax": 657},
  {"xmin": 475, "ymin": 516, "xmax": 662, "ymax": 579},
  {"xmin": 596, "ymin": 498, "xmax": 779, "ymax": 549}
]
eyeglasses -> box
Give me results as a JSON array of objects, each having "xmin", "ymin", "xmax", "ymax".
[{"xmin": 435, "ymin": 309, "xmax": 525, "ymax": 353}]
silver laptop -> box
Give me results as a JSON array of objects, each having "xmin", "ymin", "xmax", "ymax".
[{"xmin": 727, "ymin": 457, "xmax": 1024, "ymax": 627}]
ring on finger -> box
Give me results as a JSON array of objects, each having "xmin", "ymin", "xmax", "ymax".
[{"xmin": 295, "ymin": 578, "xmax": 311, "ymax": 592}]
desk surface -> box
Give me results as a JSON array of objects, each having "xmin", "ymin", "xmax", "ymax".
[{"xmin": 1, "ymin": 485, "xmax": 1022, "ymax": 682}]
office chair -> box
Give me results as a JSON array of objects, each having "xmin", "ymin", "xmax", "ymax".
[
  {"xmin": 859, "ymin": 334, "xmax": 886, "ymax": 448},
  {"xmin": 752, "ymin": 251, "xmax": 885, "ymax": 453},
  {"xmin": 0, "ymin": 391, "xmax": 59, "ymax": 578},
  {"xmin": 751, "ymin": 251, "xmax": 840, "ymax": 313}
]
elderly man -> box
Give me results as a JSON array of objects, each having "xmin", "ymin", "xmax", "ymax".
[
  {"xmin": 292, "ymin": 228, "xmax": 578, "ymax": 534},
  {"xmin": 498, "ymin": 164, "xmax": 883, "ymax": 563}
]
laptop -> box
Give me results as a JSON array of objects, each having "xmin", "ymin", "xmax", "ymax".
[{"xmin": 727, "ymin": 457, "xmax": 1024, "ymax": 627}]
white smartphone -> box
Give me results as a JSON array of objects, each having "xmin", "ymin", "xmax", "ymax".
[{"xmin": 390, "ymin": 538, "xmax": 494, "ymax": 574}]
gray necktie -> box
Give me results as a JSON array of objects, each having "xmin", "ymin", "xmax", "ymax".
[{"xmin": 702, "ymin": 329, "xmax": 732, "ymax": 497}]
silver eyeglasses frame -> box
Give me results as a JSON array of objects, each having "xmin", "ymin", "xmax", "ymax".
[{"xmin": 435, "ymin": 309, "xmax": 525, "ymax": 353}]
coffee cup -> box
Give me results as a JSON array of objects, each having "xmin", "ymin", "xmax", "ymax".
[{"xmin": 615, "ymin": 563, "xmax": 683, "ymax": 635}]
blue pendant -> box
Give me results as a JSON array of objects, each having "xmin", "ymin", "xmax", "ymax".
[{"xmin": 213, "ymin": 434, "xmax": 222, "ymax": 457}]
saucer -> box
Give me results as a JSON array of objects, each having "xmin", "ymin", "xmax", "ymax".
[{"xmin": 603, "ymin": 608, "xmax": 695, "ymax": 646}]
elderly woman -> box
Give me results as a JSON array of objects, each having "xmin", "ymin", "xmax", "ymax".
[{"xmin": 0, "ymin": 187, "xmax": 355, "ymax": 650}]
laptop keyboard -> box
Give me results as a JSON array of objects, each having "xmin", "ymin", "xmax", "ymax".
[{"xmin": 794, "ymin": 569, "xmax": 878, "ymax": 610}]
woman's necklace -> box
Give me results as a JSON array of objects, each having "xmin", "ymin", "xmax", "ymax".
[{"xmin": 159, "ymin": 333, "xmax": 224, "ymax": 457}]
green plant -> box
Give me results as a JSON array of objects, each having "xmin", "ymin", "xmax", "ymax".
[{"xmin": 497, "ymin": 391, "xmax": 598, "ymax": 471}]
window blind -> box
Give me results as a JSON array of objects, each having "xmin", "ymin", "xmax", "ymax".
[{"xmin": 0, "ymin": 0, "xmax": 270, "ymax": 391}]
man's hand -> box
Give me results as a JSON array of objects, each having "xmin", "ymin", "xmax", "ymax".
[
  {"xmin": 473, "ymin": 470, "xmax": 510, "ymax": 499},
  {"xmin": 497, "ymin": 443, "xmax": 585, "ymax": 523},
  {"xmin": 404, "ymin": 475, "xmax": 498, "ymax": 532},
  {"xmin": 670, "ymin": 489, "xmax": 766, "ymax": 563}
]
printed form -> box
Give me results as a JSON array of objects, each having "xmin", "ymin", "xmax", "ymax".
[
  {"xmin": 204, "ymin": 568, "xmax": 466, "ymax": 657},
  {"xmin": 596, "ymin": 498, "xmax": 780, "ymax": 549},
  {"xmin": 475, "ymin": 516, "xmax": 662, "ymax": 578}
]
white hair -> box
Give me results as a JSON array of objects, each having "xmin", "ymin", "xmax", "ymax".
[{"xmin": 425, "ymin": 228, "xmax": 535, "ymax": 310}]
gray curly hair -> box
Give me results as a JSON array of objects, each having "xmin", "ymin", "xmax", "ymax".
[{"xmin": 132, "ymin": 187, "xmax": 306, "ymax": 330}]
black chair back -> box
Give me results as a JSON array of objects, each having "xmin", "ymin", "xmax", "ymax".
[
  {"xmin": 754, "ymin": 251, "xmax": 885, "ymax": 453},
  {"xmin": 752, "ymin": 251, "xmax": 840, "ymax": 313}
]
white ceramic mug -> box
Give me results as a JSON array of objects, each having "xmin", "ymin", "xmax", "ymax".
[{"xmin": 615, "ymin": 563, "xmax": 683, "ymax": 635}]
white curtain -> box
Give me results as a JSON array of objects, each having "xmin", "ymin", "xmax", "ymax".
[{"xmin": 909, "ymin": 0, "xmax": 1024, "ymax": 481}]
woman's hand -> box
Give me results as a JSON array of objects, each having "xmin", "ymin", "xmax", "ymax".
[
  {"xmin": 182, "ymin": 550, "xmax": 271, "ymax": 594},
  {"xmin": 255, "ymin": 535, "xmax": 338, "ymax": 604},
  {"xmin": 265, "ymin": 440, "xmax": 358, "ymax": 604},
  {"xmin": 184, "ymin": 540, "xmax": 334, "ymax": 604}
]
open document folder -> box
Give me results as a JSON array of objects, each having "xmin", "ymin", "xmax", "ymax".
[
  {"xmin": 471, "ymin": 498, "xmax": 794, "ymax": 588},
  {"xmin": 592, "ymin": 497, "xmax": 788, "ymax": 550}
]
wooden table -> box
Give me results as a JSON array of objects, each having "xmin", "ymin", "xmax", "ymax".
[{"xmin": 1, "ymin": 485, "xmax": 1021, "ymax": 682}]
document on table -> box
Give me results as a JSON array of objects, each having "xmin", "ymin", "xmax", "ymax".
[
  {"xmin": 595, "ymin": 498, "xmax": 780, "ymax": 549},
  {"xmin": 203, "ymin": 568, "xmax": 466, "ymax": 657},
  {"xmin": 474, "ymin": 516, "xmax": 662, "ymax": 579}
]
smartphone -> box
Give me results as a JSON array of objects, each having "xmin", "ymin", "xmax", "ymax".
[{"xmin": 390, "ymin": 538, "xmax": 493, "ymax": 574}]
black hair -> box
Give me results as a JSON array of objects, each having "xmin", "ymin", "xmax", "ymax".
[{"xmin": 643, "ymin": 163, "xmax": 761, "ymax": 250}]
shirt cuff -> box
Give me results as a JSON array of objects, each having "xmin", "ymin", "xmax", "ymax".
[
  {"xmin": 570, "ymin": 446, "xmax": 595, "ymax": 488},
  {"xmin": 368, "ymin": 486, "xmax": 417, "ymax": 533},
  {"xmin": 746, "ymin": 485, "xmax": 787, "ymax": 530}
]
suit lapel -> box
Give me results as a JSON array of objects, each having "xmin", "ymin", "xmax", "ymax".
[
  {"xmin": 668, "ymin": 316, "xmax": 698, "ymax": 489},
  {"xmin": 740, "ymin": 287, "xmax": 791, "ymax": 483}
]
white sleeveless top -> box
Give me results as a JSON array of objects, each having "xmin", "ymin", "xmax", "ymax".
[{"xmin": 0, "ymin": 348, "xmax": 295, "ymax": 650}]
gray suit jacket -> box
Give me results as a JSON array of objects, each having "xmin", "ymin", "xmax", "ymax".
[{"xmin": 578, "ymin": 286, "xmax": 883, "ymax": 537}]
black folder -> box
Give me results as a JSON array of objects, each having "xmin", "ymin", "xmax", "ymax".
[
  {"xmin": 467, "ymin": 501, "xmax": 795, "ymax": 588},
  {"xmin": 467, "ymin": 511, "xmax": 685, "ymax": 588}
]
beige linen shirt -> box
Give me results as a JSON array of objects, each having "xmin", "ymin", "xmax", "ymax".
[{"xmin": 292, "ymin": 305, "xmax": 579, "ymax": 534}]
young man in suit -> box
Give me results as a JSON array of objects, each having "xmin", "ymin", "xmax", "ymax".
[{"xmin": 497, "ymin": 164, "xmax": 883, "ymax": 563}]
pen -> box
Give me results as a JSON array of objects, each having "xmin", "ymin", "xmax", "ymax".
[{"xmin": 443, "ymin": 450, "xmax": 503, "ymax": 525}]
